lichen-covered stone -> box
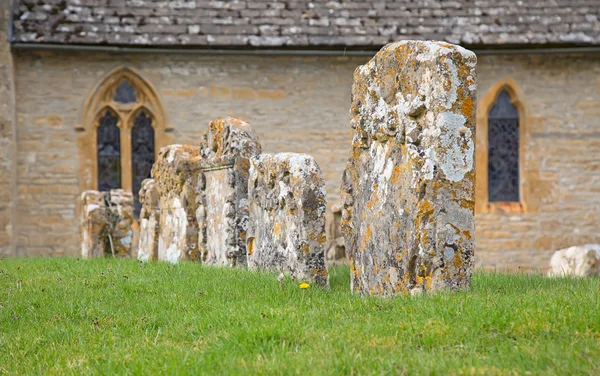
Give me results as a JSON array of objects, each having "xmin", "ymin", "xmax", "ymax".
[
  {"xmin": 548, "ymin": 245, "xmax": 600, "ymax": 277},
  {"xmin": 341, "ymin": 41, "xmax": 477, "ymax": 296},
  {"xmin": 137, "ymin": 178, "xmax": 160, "ymax": 262},
  {"xmin": 152, "ymin": 144, "xmax": 202, "ymax": 263},
  {"xmin": 79, "ymin": 189, "xmax": 134, "ymax": 258},
  {"xmin": 196, "ymin": 117, "xmax": 261, "ymax": 266},
  {"xmin": 107, "ymin": 189, "xmax": 134, "ymax": 257},
  {"xmin": 80, "ymin": 190, "xmax": 109, "ymax": 259},
  {"xmin": 247, "ymin": 153, "xmax": 329, "ymax": 287}
]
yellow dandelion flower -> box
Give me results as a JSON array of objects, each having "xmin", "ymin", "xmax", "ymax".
[{"xmin": 299, "ymin": 282, "xmax": 310, "ymax": 289}]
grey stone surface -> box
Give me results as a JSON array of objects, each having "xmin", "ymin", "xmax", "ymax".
[
  {"xmin": 137, "ymin": 178, "xmax": 159, "ymax": 262},
  {"xmin": 341, "ymin": 41, "xmax": 476, "ymax": 296},
  {"xmin": 12, "ymin": 1, "xmax": 600, "ymax": 47},
  {"xmin": 196, "ymin": 117, "xmax": 262, "ymax": 267},
  {"xmin": 247, "ymin": 153, "xmax": 329, "ymax": 287}
]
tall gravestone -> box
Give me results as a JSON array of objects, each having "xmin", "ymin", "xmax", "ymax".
[
  {"xmin": 196, "ymin": 117, "xmax": 261, "ymax": 266},
  {"xmin": 152, "ymin": 145, "xmax": 202, "ymax": 263},
  {"xmin": 247, "ymin": 153, "xmax": 329, "ymax": 287},
  {"xmin": 341, "ymin": 41, "xmax": 477, "ymax": 296},
  {"xmin": 137, "ymin": 178, "xmax": 160, "ymax": 262}
]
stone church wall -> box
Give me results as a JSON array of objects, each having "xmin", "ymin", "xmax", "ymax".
[
  {"xmin": 0, "ymin": 4, "xmax": 16, "ymax": 256},
  {"xmin": 6, "ymin": 47, "xmax": 600, "ymax": 270}
]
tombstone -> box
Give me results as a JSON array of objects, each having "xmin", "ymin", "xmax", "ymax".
[
  {"xmin": 247, "ymin": 153, "xmax": 329, "ymax": 287},
  {"xmin": 548, "ymin": 245, "xmax": 600, "ymax": 277},
  {"xmin": 152, "ymin": 145, "xmax": 202, "ymax": 263},
  {"xmin": 79, "ymin": 189, "xmax": 134, "ymax": 258},
  {"xmin": 137, "ymin": 178, "xmax": 160, "ymax": 262},
  {"xmin": 325, "ymin": 203, "xmax": 346, "ymax": 263},
  {"xmin": 341, "ymin": 41, "xmax": 477, "ymax": 296},
  {"xmin": 80, "ymin": 190, "xmax": 109, "ymax": 258},
  {"xmin": 196, "ymin": 117, "xmax": 261, "ymax": 266},
  {"xmin": 107, "ymin": 189, "xmax": 135, "ymax": 256}
]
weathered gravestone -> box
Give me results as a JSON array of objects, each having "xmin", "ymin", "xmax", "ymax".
[
  {"xmin": 137, "ymin": 178, "xmax": 160, "ymax": 262},
  {"xmin": 152, "ymin": 145, "xmax": 202, "ymax": 263},
  {"xmin": 548, "ymin": 244, "xmax": 600, "ymax": 277},
  {"xmin": 80, "ymin": 189, "xmax": 134, "ymax": 258},
  {"xmin": 247, "ymin": 153, "xmax": 329, "ymax": 287},
  {"xmin": 196, "ymin": 117, "xmax": 261, "ymax": 266},
  {"xmin": 341, "ymin": 41, "xmax": 477, "ymax": 296}
]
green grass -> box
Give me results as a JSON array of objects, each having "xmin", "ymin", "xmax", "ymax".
[{"xmin": 0, "ymin": 258, "xmax": 599, "ymax": 375}]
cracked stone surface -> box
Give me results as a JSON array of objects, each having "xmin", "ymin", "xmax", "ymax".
[
  {"xmin": 247, "ymin": 153, "xmax": 329, "ymax": 287},
  {"xmin": 341, "ymin": 41, "xmax": 477, "ymax": 296},
  {"xmin": 196, "ymin": 117, "xmax": 262, "ymax": 267},
  {"xmin": 137, "ymin": 178, "xmax": 160, "ymax": 262}
]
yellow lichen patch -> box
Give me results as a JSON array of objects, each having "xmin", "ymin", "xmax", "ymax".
[
  {"xmin": 321, "ymin": 269, "xmax": 328, "ymax": 277},
  {"xmin": 395, "ymin": 252, "xmax": 403, "ymax": 262},
  {"xmin": 454, "ymin": 252, "xmax": 463, "ymax": 268},
  {"xmin": 390, "ymin": 165, "xmax": 403, "ymax": 184},
  {"xmin": 317, "ymin": 233, "xmax": 327, "ymax": 245},
  {"xmin": 360, "ymin": 225, "xmax": 372, "ymax": 252},
  {"xmin": 273, "ymin": 222, "xmax": 282, "ymax": 236},
  {"xmin": 461, "ymin": 96, "xmax": 474, "ymax": 118},
  {"xmin": 300, "ymin": 243, "xmax": 310, "ymax": 254},
  {"xmin": 247, "ymin": 238, "xmax": 255, "ymax": 256}
]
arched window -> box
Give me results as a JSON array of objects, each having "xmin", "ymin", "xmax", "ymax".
[
  {"xmin": 488, "ymin": 90, "xmax": 519, "ymax": 202},
  {"xmin": 475, "ymin": 78, "xmax": 530, "ymax": 213},
  {"xmin": 77, "ymin": 67, "xmax": 173, "ymax": 217}
]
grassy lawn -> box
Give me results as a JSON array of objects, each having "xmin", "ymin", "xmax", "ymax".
[{"xmin": 0, "ymin": 258, "xmax": 599, "ymax": 375}]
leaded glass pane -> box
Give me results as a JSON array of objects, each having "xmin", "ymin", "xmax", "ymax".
[
  {"xmin": 132, "ymin": 110, "xmax": 155, "ymax": 217},
  {"xmin": 114, "ymin": 80, "xmax": 137, "ymax": 104},
  {"xmin": 488, "ymin": 90, "xmax": 519, "ymax": 202},
  {"xmin": 97, "ymin": 110, "xmax": 121, "ymax": 191}
]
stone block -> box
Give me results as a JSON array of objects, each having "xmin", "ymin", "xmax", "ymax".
[
  {"xmin": 137, "ymin": 178, "xmax": 160, "ymax": 262},
  {"xmin": 152, "ymin": 144, "xmax": 202, "ymax": 263},
  {"xmin": 247, "ymin": 153, "xmax": 329, "ymax": 287},
  {"xmin": 196, "ymin": 117, "xmax": 262, "ymax": 266},
  {"xmin": 341, "ymin": 41, "xmax": 477, "ymax": 296},
  {"xmin": 80, "ymin": 190, "xmax": 109, "ymax": 258},
  {"xmin": 108, "ymin": 189, "xmax": 134, "ymax": 257},
  {"xmin": 79, "ymin": 189, "xmax": 134, "ymax": 258},
  {"xmin": 548, "ymin": 244, "xmax": 600, "ymax": 277}
]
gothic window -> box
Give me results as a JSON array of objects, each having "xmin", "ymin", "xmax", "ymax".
[
  {"xmin": 131, "ymin": 110, "xmax": 155, "ymax": 216},
  {"xmin": 488, "ymin": 90, "xmax": 519, "ymax": 202},
  {"xmin": 78, "ymin": 67, "xmax": 172, "ymax": 219},
  {"xmin": 97, "ymin": 110, "xmax": 121, "ymax": 191}
]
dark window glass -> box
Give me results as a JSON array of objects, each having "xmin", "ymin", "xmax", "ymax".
[
  {"xmin": 114, "ymin": 80, "xmax": 137, "ymax": 104},
  {"xmin": 97, "ymin": 110, "xmax": 121, "ymax": 191},
  {"xmin": 488, "ymin": 90, "xmax": 519, "ymax": 202},
  {"xmin": 131, "ymin": 110, "xmax": 155, "ymax": 217}
]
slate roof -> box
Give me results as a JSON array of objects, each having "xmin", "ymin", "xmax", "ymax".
[{"xmin": 11, "ymin": 0, "xmax": 600, "ymax": 49}]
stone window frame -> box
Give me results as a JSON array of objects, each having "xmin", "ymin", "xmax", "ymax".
[
  {"xmin": 475, "ymin": 78, "xmax": 531, "ymax": 214},
  {"xmin": 77, "ymin": 66, "xmax": 173, "ymax": 194}
]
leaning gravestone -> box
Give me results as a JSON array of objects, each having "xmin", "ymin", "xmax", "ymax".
[
  {"xmin": 247, "ymin": 153, "xmax": 329, "ymax": 287},
  {"xmin": 196, "ymin": 117, "xmax": 261, "ymax": 266},
  {"xmin": 80, "ymin": 189, "xmax": 134, "ymax": 258},
  {"xmin": 137, "ymin": 178, "xmax": 160, "ymax": 262},
  {"xmin": 341, "ymin": 41, "xmax": 477, "ymax": 296},
  {"xmin": 152, "ymin": 145, "xmax": 202, "ymax": 263}
]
